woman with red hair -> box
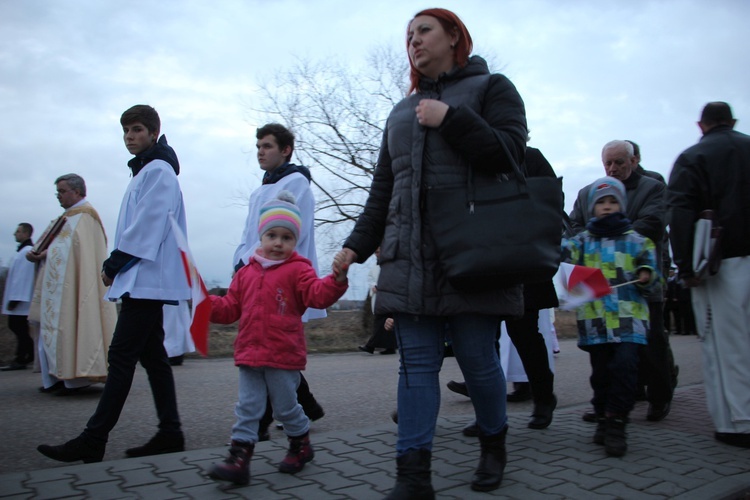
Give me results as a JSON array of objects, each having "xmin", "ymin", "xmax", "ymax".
[{"xmin": 335, "ymin": 7, "xmax": 527, "ymax": 498}]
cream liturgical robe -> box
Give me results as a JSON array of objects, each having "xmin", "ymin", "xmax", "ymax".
[{"xmin": 41, "ymin": 202, "xmax": 117, "ymax": 381}]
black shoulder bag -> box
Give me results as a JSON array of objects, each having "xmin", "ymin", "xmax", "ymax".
[{"xmin": 425, "ymin": 144, "xmax": 563, "ymax": 292}]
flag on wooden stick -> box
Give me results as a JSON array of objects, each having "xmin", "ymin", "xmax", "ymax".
[{"xmin": 553, "ymin": 263, "xmax": 612, "ymax": 311}]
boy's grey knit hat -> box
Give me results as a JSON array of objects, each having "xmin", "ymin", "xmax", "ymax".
[{"xmin": 588, "ymin": 176, "xmax": 627, "ymax": 216}]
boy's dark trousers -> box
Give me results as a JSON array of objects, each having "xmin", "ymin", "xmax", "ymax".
[
  {"xmin": 83, "ymin": 298, "xmax": 181, "ymax": 443},
  {"xmin": 505, "ymin": 309, "xmax": 554, "ymax": 400},
  {"xmin": 641, "ymin": 303, "xmax": 675, "ymax": 405},
  {"xmin": 588, "ymin": 342, "xmax": 640, "ymax": 416},
  {"xmin": 8, "ymin": 315, "xmax": 34, "ymax": 364},
  {"xmin": 663, "ymin": 299, "xmax": 680, "ymax": 334},
  {"xmin": 363, "ymin": 314, "xmax": 397, "ymax": 351},
  {"xmin": 678, "ymin": 289, "xmax": 696, "ymax": 335}
]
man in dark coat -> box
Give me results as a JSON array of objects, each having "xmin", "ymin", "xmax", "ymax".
[{"xmin": 667, "ymin": 102, "xmax": 750, "ymax": 448}]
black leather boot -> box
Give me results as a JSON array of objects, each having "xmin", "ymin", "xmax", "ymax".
[
  {"xmin": 471, "ymin": 425, "xmax": 508, "ymax": 492},
  {"xmin": 605, "ymin": 416, "xmax": 627, "ymax": 457},
  {"xmin": 37, "ymin": 434, "xmax": 105, "ymax": 463},
  {"xmin": 593, "ymin": 415, "xmax": 607, "ymax": 445},
  {"xmin": 125, "ymin": 431, "xmax": 184, "ymax": 458},
  {"xmin": 528, "ymin": 394, "xmax": 557, "ymax": 429},
  {"xmin": 462, "ymin": 421, "xmax": 480, "ymax": 437},
  {"xmin": 385, "ymin": 449, "xmax": 435, "ymax": 500},
  {"xmin": 506, "ymin": 382, "xmax": 532, "ymax": 402}
]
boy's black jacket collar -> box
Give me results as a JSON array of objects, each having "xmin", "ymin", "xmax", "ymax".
[
  {"xmin": 262, "ymin": 162, "xmax": 312, "ymax": 185},
  {"xmin": 128, "ymin": 135, "xmax": 180, "ymax": 177}
]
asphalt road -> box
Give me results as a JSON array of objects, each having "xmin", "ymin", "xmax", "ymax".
[{"xmin": 0, "ymin": 335, "xmax": 704, "ymax": 474}]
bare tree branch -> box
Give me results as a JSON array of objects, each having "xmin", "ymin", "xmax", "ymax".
[{"xmin": 248, "ymin": 45, "xmax": 409, "ymax": 230}]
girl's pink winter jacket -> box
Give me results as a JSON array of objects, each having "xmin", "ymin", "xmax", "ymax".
[{"xmin": 209, "ymin": 252, "xmax": 347, "ymax": 370}]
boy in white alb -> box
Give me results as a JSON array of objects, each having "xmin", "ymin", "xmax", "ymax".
[
  {"xmin": 38, "ymin": 105, "xmax": 191, "ymax": 464},
  {"xmin": 1, "ymin": 223, "xmax": 36, "ymax": 370}
]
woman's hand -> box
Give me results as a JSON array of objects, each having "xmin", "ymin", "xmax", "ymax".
[
  {"xmin": 333, "ymin": 248, "xmax": 358, "ymax": 282},
  {"xmin": 334, "ymin": 248, "xmax": 358, "ymax": 268},
  {"xmin": 415, "ymin": 99, "xmax": 449, "ymax": 128}
]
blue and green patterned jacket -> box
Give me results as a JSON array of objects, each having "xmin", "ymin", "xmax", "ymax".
[{"xmin": 561, "ymin": 229, "xmax": 658, "ymax": 349}]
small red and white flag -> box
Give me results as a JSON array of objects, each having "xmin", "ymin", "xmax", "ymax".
[
  {"xmin": 553, "ymin": 263, "xmax": 612, "ymax": 311},
  {"xmin": 169, "ymin": 215, "xmax": 210, "ymax": 356}
]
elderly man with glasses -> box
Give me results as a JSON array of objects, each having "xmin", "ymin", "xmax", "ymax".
[{"xmin": 26, "ymin": 173, "xmax": 117, "ymax": 395}]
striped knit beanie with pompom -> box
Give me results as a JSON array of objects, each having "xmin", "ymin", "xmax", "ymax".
[{"xmin": 258, "ymin": 190, "xmax": 302, "ymax": 241}]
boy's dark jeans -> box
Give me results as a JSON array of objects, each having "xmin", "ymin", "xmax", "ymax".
[
  {"xmin": 84, "ymin": 298, "xmax": 181, "ymax": 443},
  {"xmin": 588, "ymin": 342, "xmax": 640, "ymax": 416}
]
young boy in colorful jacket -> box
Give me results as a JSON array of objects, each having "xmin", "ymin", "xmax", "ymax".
[{"xmin": 562, "ymin": 177, "xmax": 657, "ymax": 457}]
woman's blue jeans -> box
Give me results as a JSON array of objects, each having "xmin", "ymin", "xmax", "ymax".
[{"xmin": 393, "ymin": 313, "xmax": 506, "ymax": 455}]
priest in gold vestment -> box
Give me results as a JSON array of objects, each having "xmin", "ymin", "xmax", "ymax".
[{"xmin": 28, "ymin": 174, "xmax": 117, "ymax": 393}]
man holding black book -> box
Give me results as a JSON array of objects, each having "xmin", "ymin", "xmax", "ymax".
[
  {"xmin": 667, "ymin": 102, "xmax": 750, "ymax": 448},
  {"xmin": 26, "ymin": 174, "xmax": 117, "ymax": 394}
]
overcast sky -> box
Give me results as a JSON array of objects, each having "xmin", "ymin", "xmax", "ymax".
[{"xmin": 1, "ymin": 0, "xmax": 748, "ymax": 296}]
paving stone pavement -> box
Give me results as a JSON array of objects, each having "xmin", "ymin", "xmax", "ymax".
[{"xmin": 1, "ymin": 384, "xmax": 749, "ymax": 499}]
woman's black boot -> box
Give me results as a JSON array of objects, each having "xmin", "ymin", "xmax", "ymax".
[
  {"xmin": 384, "ymin": 449, "xmax": 435, "ymax": 499},
  {"xmin": 471, "ymin": 425, "xmax": 508, "ymax": 492}
]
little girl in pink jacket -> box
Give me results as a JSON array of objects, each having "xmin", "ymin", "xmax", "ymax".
[{"xmin": 207, "ymin": 191, "xmax": 348, "ymax": 486}]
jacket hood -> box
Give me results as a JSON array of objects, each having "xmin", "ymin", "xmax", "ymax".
[
  {"xmin": 262, "ymin": 162, "xmax": 312, "ymax": 185},
  {"xmin": 417, "ymin": 55, "xmax": 490, "ymax": 93},
  {"xmin": 127, "ymin": 135, "xmax": 180, "ymax": 176}
]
